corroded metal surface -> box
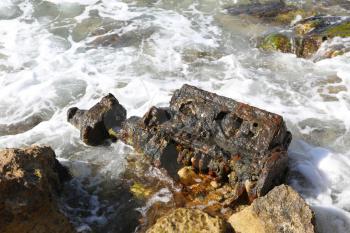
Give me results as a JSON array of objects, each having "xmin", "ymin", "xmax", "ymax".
[
  {"xmin": 67, "ymin": 93, "xmax": 127, "ymax": 146},
  {"xmin": 163, "ymin": 85, "xmax": 290, "ymax": 199},
  {"xmin": 68, "ymin": 84, "xmax": 292, "ymax": 203}
]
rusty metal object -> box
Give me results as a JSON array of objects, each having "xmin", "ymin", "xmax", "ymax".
[
  {"xmin": 67, "ymin": 93, "xmax": 127, "ymax": 146},
  {"xmin": 162, "ymin": 85, "xmax": 291, "ymax": 199},
  {"xmin": 113, "ymin": 84, "xmax": 291, "ymax": 201},
  {"xmin": 114, "ymin": 112, "xmax": 182, "ymax": 179},
  {"xmin": 68, "ymin": 85, "xmax": 292, "ymax": 203}
]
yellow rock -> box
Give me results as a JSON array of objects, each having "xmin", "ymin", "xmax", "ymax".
[
  {"xmin": 228, "ymin": 185, "xmax": 315, "ymax": 233},
  {"xmin": 177, "ymin": 166, "xmax": 201, "ymax": 186},
  {"xmin": 229, "ymin": 208, "xmax": 266, "ymax": 233},
  {"xmin": 146, "ymin": 208, "xmax": 227, "ymax": 233},
  {"xmin": 130, "ymin": 182, "xmax": 153, "ymax": 199}
]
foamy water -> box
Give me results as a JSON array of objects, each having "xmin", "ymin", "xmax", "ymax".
[{"xmin": 1, "ymin": 0, "xmax": 350, "ymax": 232}]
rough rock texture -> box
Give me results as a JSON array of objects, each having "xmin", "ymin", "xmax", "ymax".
[
  {"xmin": 259, "ymin": 16, "xmax": 350, "ymax": 59},
  {"xmin": 259, "ymin": 33, "xmax": 292, "ymax": 53},
  {"xmin": 67, "ymin": 93, "xmax": 127, "ymax": 146},
  {"xmin": 146, "ymin": 208, "xmax": 229, "ymax": 233},
  {"xmin": 0, "ymin": 145, "xmax": 75, "ymax": 233},
  {"xmin": 226, "ymin": 0, "xmax": 315, "ymax": 24},
  {"xmin": 227, "ymin": 1, "xmax": 295, "ymax": 18},
  {"xmin": 228, "ymin": 185, "xmax": 315, "ymax": 233}
]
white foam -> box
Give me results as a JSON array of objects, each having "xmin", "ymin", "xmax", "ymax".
[{"xmin": 0, "ymin": 0, "xmax": 350, "ymax": 232}]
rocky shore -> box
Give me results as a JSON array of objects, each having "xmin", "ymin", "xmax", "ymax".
[
  {"xmin": 226, "ymin": 0, "xmax": 350, "ymax": 61},
  {"xmin": 2, "ymin": 0, "xmax": 350, "ymax": 232},
  {"xmin": 0, "ymin": 85, "xmax": 318, "ymax": 233},
  {"xmin": 0, "ymin": 146, "xmax": 75, "ymax": 233},
  {"xmin": 65, "ymin": 84, "xmax": 316, "ymax": 232}
]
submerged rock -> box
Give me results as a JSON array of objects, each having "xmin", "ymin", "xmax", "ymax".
[
  {"xmin": 182, "ymin": 49, "xmax": 223, "ymax": 63},
  {"xmin": 146, "ymin": 208, "xmax": 229, "ymax": 233},
  {"xmin": 0, "ymin": 4, "xmax": 23, "ymax": 20},
  {"xmin": 33, "ymin": 1, "xmax": 59, "ymax": 21},
  {"xmin": 227, "ymin": 1, "xmax": 294, "ymax": 19},
  {"xmin": 226, "ymin": 1, "xmax": 314, "ymax": 25},
  {"xmin": 130, "ymin": 181, "xmax": 154, "ymax": 199},
  {"xmin": 67, "ymin": 93, "xmax": 127, "ymax": 146},
  {"xmin": 228, "ymin": 185, "xmax": 315, "ymax": 233},
  {"xmin": 259, "ymin": 33, "xmax": 292, "ymax": 53},
  {"xmin": 87, "ymin": 29, "xmax": 154, "ymax": 48},
  {"xmin": 259, "ymin": 16, "xmax": 350, "ymax": 59},
  {"xmin": 0, "ymin": 145, "xmax": 75, "ymax": 233},
  {"xmin": 0, "ymin": 112, "xmax": 50, "ymax": 136}
]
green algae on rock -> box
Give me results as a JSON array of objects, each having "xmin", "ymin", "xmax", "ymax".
[
  {"xmin": 324, "ymin": 21, "xmax": 350, "ymax": 37},
  {"xmin": 226, "ymin": 0, "xmax": 316, "ymax": 25},
  {"xmin": 274, "ymin": 9, "xmax": 314, "ymax": 24},
  {"xmin": 259, "ymin": 33, "xmax": 292, "ymax": 52},
  {"xmin": 130, "ymin": 182, "xmax": 154, "ymax": 199},
  {"xmin": 226, "ymin": 1, "xmax": 296, "ymax": 19},
  {"xmin": 259, "ymin": 16, "xmax": 350, "ymax": 59}
]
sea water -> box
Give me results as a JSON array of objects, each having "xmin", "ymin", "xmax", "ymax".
[{"xmin": 0, "ymin": 0, "xmax": 350, "ymax": 232}]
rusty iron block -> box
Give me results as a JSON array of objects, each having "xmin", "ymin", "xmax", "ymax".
[
  {"xmin": 168, "ymin": 84, "xmax": 291, "ymax": 155},
  {"xmin": 67, "ymin": 85, "xmax": 292, "ymax": 203},
  {"xmin": 67, "ymin": 94, "xmax": 126, "ymax": 146},
  {"xmin": 139, "ymin": 84, "xmax": 292, "ymax": 200},
  {"xmin": 115, "ymin": 115, "xmax": 181, "ymax": 179}
]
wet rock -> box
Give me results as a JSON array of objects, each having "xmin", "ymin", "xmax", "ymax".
[
  {"xmin": 178, "ymin": 166, "xmax": 201, "ymax": 186},
  {"xmin": 0, "ymin": 4, "xmax": 23, "ymax": 20},
  {"xmin": 274, "ymin": 9, "xmax": 314, "ymax": 24},
  {"xmin": 146, "ymin": 208, "xmax": 229, "ymax": 233},
  {"xmin": 87, "ymin": 33, "xmax": 122, "ymax": 47},
  {"xmin": 259, "ymin": 33, "xmax": 292, "ymax": 53},
  {"xmin": 297, "ymin": 118, "xmax": 346, "ymax": 147},
  {"xmin": 67, "ymin": 93, "xmax": 126, "ymax": 146},
  {"xmin": 226, "ymin": 1, "xmax": 315, "ymax": 25},
  {"xmin": 0, "ymin": 145, "xmax": 75, "ymax": 233},
  {"xmin": 33, "ymin": 1, "xmax": 60, "ymax": 21},
  {"xmin": 228, "ymin": 185, "xmax": 315, "ymax": 233},
  {"xmin": 180, "ymin": 177, "xmax": 241, "ymax": 219},
  {"xmin": 0, "ymin": 113, "xmax": 49, "ymax": 136},
  {"xmin": 313, "ymin": 37, "xmax": 350, "ymax": 61},
  {"xmin": 259, "ymin": 16, "xmax": 350, "ymax": 59},
  {"xmin": 130, "ymin": 181, "xmax": 153, "ymax": 199},
  {"xmin": 297, "ymin": 16, "xmax": 350, "ymax": 37},
  {"xmin": 57, "ymin": 3, "xmax": 85, "ymax": 19},
  {"xmin": 72, "ymin": 11, "xmax": 130, "ymax": 43},
  {"xmin": 72, "ymin": 14, "xmax": 103, "ymax": 42},
  {"xmin": 87, "ymin": 27, "xmax": 155, "ymax": 49},
  {"xmin": 227, "ymin": 1, "xmax": 294, "ymax": 19},
  {"xmin": 121, "ymin": 154, "xmax": 181, "ymax": 232},
  {"xmin": 182, "ymin": 49, "xmax": 223, "ymax": 63}
]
